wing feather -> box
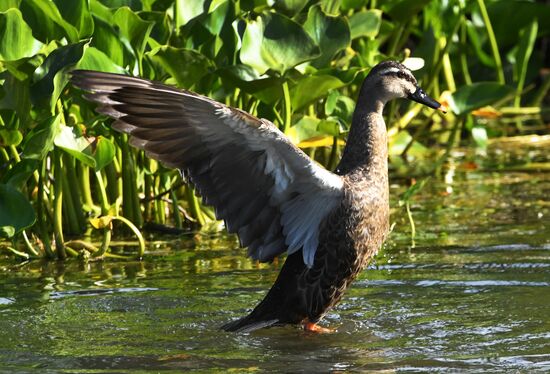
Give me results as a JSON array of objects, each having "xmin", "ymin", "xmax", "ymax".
[{"xmin": 71, "ymin": 70, "xmax": 344, "ymax": 267}]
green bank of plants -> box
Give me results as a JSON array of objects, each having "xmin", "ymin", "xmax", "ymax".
[{"xmin": 0, "ymin": 0, "xmax": 548, "ymax": 259}]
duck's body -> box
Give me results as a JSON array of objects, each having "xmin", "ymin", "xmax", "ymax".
[{"xmin": 72, "ymin": 61, "xmax": 442, "ymax": 332}]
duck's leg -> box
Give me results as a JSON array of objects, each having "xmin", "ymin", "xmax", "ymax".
[{"xmin": 303, "ymin": 321, "xmax": 335, "ymax": 333}]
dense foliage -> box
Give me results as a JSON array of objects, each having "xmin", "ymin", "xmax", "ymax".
[{"xmin": 0, "ymin": 0, "xmax": 548, "ymax": 259}]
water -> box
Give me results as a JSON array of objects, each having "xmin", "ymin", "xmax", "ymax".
[{"xmin": 1, "ymin": 167, "xmax": 549, "ymax": 372}]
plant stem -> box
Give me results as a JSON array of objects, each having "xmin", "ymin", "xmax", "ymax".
[
  {"xmin": 282, "ymin": 80, "xmax": 292, "ymax": 134},
  {"xmin": 476, "ymin": 0, "xmax": 505, "ymax": 84},
  {"xmin": 53, "ymin": 150, "xmax": 66, "ymax": 259}
]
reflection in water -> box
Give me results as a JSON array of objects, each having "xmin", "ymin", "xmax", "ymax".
[{"xmin": 0, "ymin": 169, "xmax": 549, "ymax": 372}]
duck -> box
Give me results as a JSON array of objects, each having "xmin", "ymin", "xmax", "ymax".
[{"xmin": 71, "ymin": 60, "xmax": 443, "ymax": 333}]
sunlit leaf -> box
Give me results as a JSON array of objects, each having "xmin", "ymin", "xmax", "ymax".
[
  {"xmin": 113, "ymin": 7, "xmax": 154, "ymax": 58},
  {"xmin": 0, "ymin": 129, "xmax": 23, "ymax": 146},
  {"xmin": 241, "ymin": 12, "xmax": 320, "ymax": 75},
  {"xmin": 0, "ymin": 183, "xmax": 36, "ymax": 238},
  {"xmin": 92, "ymin": 136, "xmax": 115, "ymax": 171},
  {"xmin": 274, "ymin": 0, "xmax": 308, "ymax": 15},
  {"xmin": 77, "ymin": 46, "xmax": 126, "ymax": 73},
  {"xmin": 304, "ymin": 5, "xmax": 350, "ymax": 68},
  {"xmin": 90, "ymin": 215, "xmax": 113, "ymax": 229},
  {"xmin": 217, "ymin": 65, "xmax": 282, "ymax": 94},
  {"xmin": 0, "ymin": 8, "xmax": 43, "ymax": 61},
  {"xmin": 291, "ymin": 74, "xmax": 344, "ymax": 110},
  {"xmin": 54, "ymin": 126, "xmax": 95, "ymax": 167},
  {"xmin": 448, "ymin": 83, "xmax": 514, "ymax": 116},
  {"xmin": 349, "ymin": 9, "xmax": 381, "ymax": 39}
]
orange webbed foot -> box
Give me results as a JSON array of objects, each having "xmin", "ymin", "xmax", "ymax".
[{"xmin": 303, "ymin": 322, "xmax": 335, "ymax": 333}]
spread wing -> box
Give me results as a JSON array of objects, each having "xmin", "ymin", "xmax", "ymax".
[{"xmin": 71, "ymin": 70, "xmax": 343, "ymax": 267}]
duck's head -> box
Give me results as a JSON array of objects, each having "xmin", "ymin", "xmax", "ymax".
[{"xmin": 367, "ymin": 60, "xmax": 445, "ymax": 112}]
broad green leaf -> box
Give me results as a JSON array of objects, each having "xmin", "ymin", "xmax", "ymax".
[
  {"xmin": 349, "ymin": 10, "xmax": 382, "ymax": 39},
  {"xmin": 0, "ymin": 1, "xmax": 20, "ymax": 12},
  {"xmin": 0, "ymin": 183, "xmax": 36, "ymax": 238},
  {"xmin": 291, "ymin": 74, "xmax": 345, "ymax": 110},
  {"xmin": 54, "ymin": 0, "xmax": 94, "ymax": 38},
  {"xmin": 90, "ymin": 15, "xmax": 128, "ymax": 67},
  {"xmin": 113, "ymin": 7, "xmax": 154, "ymax": 59},
  {"xmin": 77, "ymin": 46, "xmax": 126, "ymax": 73},
  {"xmin": 54, "ymin": 126, "xmax": 95, "ymax": 167},
  {"xmin": 19, "ymin": 0, "xmax": 79, "ymax": 43},
  {"xmin": 174, "ymin": 0, "xmax": 204, "ymax": 27},
  {"xmin": 304, "ymin": 5, "xmax": 350, "ymax": 68},
  {"xmin": 31, "ymin": 41, "xmax": 88, "ymax": 112},
  {"xmin": 22, "ymin": 114, "xmax": 62, "ymax": 160},
  {"xmin": 241, "ymin": 13, "xmax": 320, "ymax": 75},
  {"xmin": 217, "ymin": 65, "xmax": 282, "ymax": 94},
  {"xmin": 325, "ymin": 91, "xmax": 355, "ymax": 125},
  {"xmin": 274, "ymin": 0, "xmax": 308, "ymax": 15},
  {"xmin": 0, "ymin": 129, "xmax": 23, "ymax": 146},
  {"xmin": 92, "ymin": 136, "xmax": 115, "ymax": 171},
  {"xmin": 341, "ymin": 0, "xmax": 366, "ymax": 11},
  {"xmin": 140, "ymin": 11, "xmax": 172, "ymax": 45},
  {"xmin": 0, "ymin": 8, "xmax": 43, "ymax": 61},
  {"xmin": 384, "ymin": 0, "xmax": 431, "ymax": 23},
  {"xmin": 0, "ymin": 72, "xmax": 31, "ymax": 125},
  {"xmin": 146, "ymin": 46, "xmax": 214, "ymax": 88},
  {"xmin": 448, "ymin": 83, "xmax": 515, "ymax": 116}
]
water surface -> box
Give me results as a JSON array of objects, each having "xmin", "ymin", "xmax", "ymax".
[{"xmin": 1, "ymin": 166, "xmax": 549, "ymax": 372}]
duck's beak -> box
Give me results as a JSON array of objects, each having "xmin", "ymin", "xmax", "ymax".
[{"xmin": 409, "ymin": 87, "xmax": 446, "ymax": 113}]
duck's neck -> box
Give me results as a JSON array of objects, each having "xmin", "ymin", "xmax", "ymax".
[{"xmin": 335, "ymin": 82, "xmax": 388, "ymax": 177}]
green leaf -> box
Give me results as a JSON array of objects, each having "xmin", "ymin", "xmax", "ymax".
[
  {"xmin": 488, "ymin": 0, "xmax": 550, "ymax": 48},
  {"xmin": 53, "ymin": 0, "xmax": 94, "ymax": 38},
  {"xmin": 146, "ymin": 46, "xmax": 214, "ymax": 88},
  {"xmin": 92, "ymin": 136, "xmax": 115, "ymax": 171},
  {"xmin": 290, "ymin": 74, "xmax": 345, "ymax": 110},
  {"xmin": 448, "ymin": 83, "xmax": 515, "ymax": 116},
  {"xmin": 0, "ymin": 8, "xmax": 43, "ymax": 61},
  {"xmin": 341, "ymin": 0, "xmax": 367, "ymax": 11},
  {"xmin": 0, "ymin": 72, "xmax": 31, "ymax": 125},
  {"xmin": 54, "ymin": 126, "xmax": 96, "ymax": 167},
  {"xmin": 241, "ymin": 12, "xmax": 320, "ymax": 75},
  {"xmin": 274, "ymin": 0, "xmax": 308, "ymax": 15},
  {"xmin": 217, "ymin": 64, "xmax": 282, "ymax": 94},
  {"xmin": 304, "ymin": 5, "xmax": 350, "ymax": 68},
  {"xmin": 77, "ymin": 46, "xmax": 126, "ymax": 73},
  {"xmin": 0, "ymin": 129, "xmax": 23, "ymax": 146},
  {"xmin": 113, "ymin": 7, "xmax": 154, "ymax": 59},
  {"xmin": 349, "ymin": 9, "xmax": 382, "ymax": 39},
  {"xmin": 0, "ymin": 183, "xmax": 36, "ymax": 238},
  {"xmin": 19, "ymin": 0, "xmax": 79, "ymax": 43},
  {"xmin": 514, "ymin": 21, "xmax": 538, "ymax": 106},
  {"xmin": 174, "ymin": 0, "xmax": 205, "ymax": 26},
  {"xmin": 0, "ymin": 1, "xmax": 21, "ymax": 12},
  {"xmin": 384, "ymin": 0, "xmax": 431, "ymax": 23},
  {"xmin": 22, "ymin": 114, "xmax": 62, "ymax": 160},
  {"xmin": 31, "ymin": 40, "xmax": 88, "ymax": 112},
  {"xmin": 90, "ymin": 15, "xmax": 128, "ymax": 68}
]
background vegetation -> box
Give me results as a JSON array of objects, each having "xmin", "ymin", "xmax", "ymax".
[{"xmin": 0, "ymin": 0, "xmax": 548, "ymax": 260}]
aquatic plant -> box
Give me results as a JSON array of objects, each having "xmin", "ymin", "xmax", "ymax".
[{"xmin": 0, "ymin": 0, "xmax": 548, "ymax": 259}]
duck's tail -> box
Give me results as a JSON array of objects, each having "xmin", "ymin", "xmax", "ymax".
[
  {"xmin": 220, "ymin": 312, "xmax": 279, "ymax": 333},
  {"xmin": 221, "ymin": 252, "xmax": 306, "ymax": 333}
]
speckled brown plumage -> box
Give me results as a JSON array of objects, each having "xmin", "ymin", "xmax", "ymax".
[{"xmin": 71, "ymin": 60, "xmax": 442, "ymax": 333}]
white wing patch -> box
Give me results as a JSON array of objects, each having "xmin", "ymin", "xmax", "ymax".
[{"xmin": 219, "ymin": 108, "xmax": 344, "ymax": 268}]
